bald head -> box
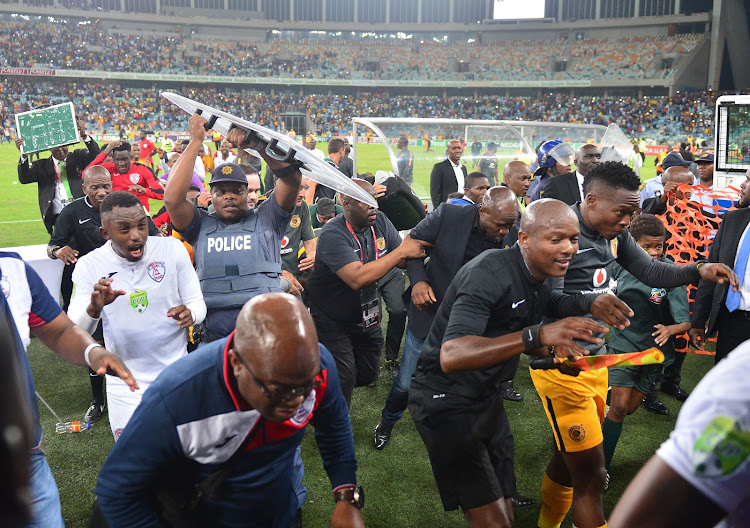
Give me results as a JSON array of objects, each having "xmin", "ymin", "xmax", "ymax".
[
  {"xmin": 83, "ymin": 165, "xmax": 111, "ymax": 184},
  {"xmin": 661, "ymin": 166, "xmax": 694, "ymax": 186},
  {"xmin": 482, "ymin": 186, "xmax": 518, "ymax": 210},
  {"xmin": 234, "ymin": 294, "xmax": 319, "ymax": 378},
  {"xmin": 520, "ymin": 198, "xmax": 577, "ymax": 236},
  {"xmin": 575, "ymin": 144, "xmax": 602, "ymax": 177},
  {"xmin": 503, "ymin": 161, "xmax": 532, "ymax": 197}
]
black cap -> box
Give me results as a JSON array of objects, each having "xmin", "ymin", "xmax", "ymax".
[
  {"xmin": 210, "ymin": 163, "xmax": 247, "ymax": 185},
  {"xmin": 661, "ymin": 153, "xmax": 692, "ymax": 170}
]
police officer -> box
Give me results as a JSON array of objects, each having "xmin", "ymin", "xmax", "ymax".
[{"xmin": 165, "ymin": 114, "xmax": 302, "ymax": 342}]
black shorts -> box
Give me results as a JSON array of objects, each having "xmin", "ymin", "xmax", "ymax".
[{"xmin": 408, "ymin": 385, "xmax": 514, "ymax": 511}]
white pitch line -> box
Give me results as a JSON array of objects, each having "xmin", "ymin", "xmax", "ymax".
[{"xmin": 0, "ymin": 219, "xmax": 41, "ymax": 224}]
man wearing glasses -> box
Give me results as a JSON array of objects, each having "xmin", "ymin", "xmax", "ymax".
[{"xmin": 96, "ymin": 294, "xmax": 364, "ymax": 528}]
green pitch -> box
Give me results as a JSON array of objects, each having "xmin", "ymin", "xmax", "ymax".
[
  {"xmin": 3, "ymin": 140, "xmax": 679, "ymax": 528},
  {"xmin": 0, "ymin": 142, "xmax": 658, "ymax": 248}
]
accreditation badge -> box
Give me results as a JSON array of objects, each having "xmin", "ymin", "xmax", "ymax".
[{"xmin": 130, "ymin": 290, "xmax": 148, "ymax": 313}]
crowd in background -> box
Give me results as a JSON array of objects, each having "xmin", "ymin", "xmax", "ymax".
[
  {"xmin": 0, "ymin": 81, "xmax": 723, "ymax": 143},
  {"xmin": 0, "ymin": 19, "xmax": 700, "ymax": 82}
]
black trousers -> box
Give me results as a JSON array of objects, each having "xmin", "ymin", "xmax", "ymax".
[
  {"xmin": 715, "ymin": 308, "xmax": 750, "ymax": 364},
  {"xmin": 311, "ymin": 309, "xmax": 383, "ymax": 406},
  {"xmin": 378, "ymin": 268, "xmax": 406, "ymax": 363}
]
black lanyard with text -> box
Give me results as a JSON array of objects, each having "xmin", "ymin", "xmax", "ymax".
[{"xmin": 345, "ymin": 221, "xmax": 381, "ymax": 328}]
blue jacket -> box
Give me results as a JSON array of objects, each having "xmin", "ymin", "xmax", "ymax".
[{"xmin": 96, "ymin": 335, "xmax": 356, "ymax": 527}]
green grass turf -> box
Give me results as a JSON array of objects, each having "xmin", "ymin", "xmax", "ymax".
[{"xmin": 4, "ymin": 140, "xmax": 677, "ymax": 527}]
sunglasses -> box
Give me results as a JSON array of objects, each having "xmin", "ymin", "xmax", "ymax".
[{"xmin": 234, "ymin": 350, "xmax": 323, "ymax": 404}]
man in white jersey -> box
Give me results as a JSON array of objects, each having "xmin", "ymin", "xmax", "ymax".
[
  {"xmin": 69, "ymin": 191, "xmax": 206, "ymax": 439},
  {"xmin": 609, "ymin": 341, "xmax": 750, "ymax": 528}
]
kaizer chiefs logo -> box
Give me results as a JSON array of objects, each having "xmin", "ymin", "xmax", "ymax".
[
  {"xmin": 290, "ymin": 215, "xmax": 301, "ymax": 228},
  {"xmin": 376, "ymin": 237, "xmax": 386, "ymax": 251},
  {"xmin": 569, "ymin": 424, "xmax": 586, "ymax": 443}
]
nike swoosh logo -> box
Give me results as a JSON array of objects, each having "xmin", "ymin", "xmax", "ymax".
[
  {"xmin": 512, "ymin": 299, "xmax": 526, "ymax": 309},
  {"xmin": 577, "ymin": 247, "xmax": 594, "ymax": 254},
  {"xmin": 215, "ymin": 434, "xmax": 236, "ymax": 448},
  {"xmin": 79, "ymin": 218, "xmax": 91, "ymax": 224}
]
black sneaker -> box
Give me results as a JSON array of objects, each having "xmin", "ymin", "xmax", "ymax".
[
  {"xmin": 373, "ymin": 420, "xmax": 393, "ymax": 451},
  {"xmin": 511, "ymin": 493, "xmax": 536, "ymax": 509},
  {"xmin": 390, "ymin": 360, "xmax": 400, "ymax": 378},
  {"xmin": 84, "ymin": 400, "xmax": 105, "ymax": 424},
  {"xmin": 661, "ymin": 383, "xmax": 689, "ymax": 402},
  {"xmin": 503, "ymin": 387, "xmax": 523, "ymax": 402},
  {"xmin": 642, "ymin": 393, "xmax": 669, "ymax": 415}
]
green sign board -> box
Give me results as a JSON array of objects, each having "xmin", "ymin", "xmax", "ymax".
[{"xmin": 14, "ymin": 102, "xmax": 80, "ymax": 155}]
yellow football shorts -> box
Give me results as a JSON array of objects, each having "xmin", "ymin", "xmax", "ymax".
[{"xmin": 529, "ymin": 366, "xmax": 608, "ymax": 453}]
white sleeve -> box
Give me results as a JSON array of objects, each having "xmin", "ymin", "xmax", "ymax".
[
  {"xmin": 68, "ymin": 258, "xmax": 100, "ymax": 335},
  {"xmin": 173, "ymin": 239, "xmax": 206, "ymax": 325},
  {"xmin": 193, "ymin": 157, "xmax": 206, "ymax": 182},
  {"xmin": 656, "ymin": 344, "xmax": 750, "ymax": 519}
]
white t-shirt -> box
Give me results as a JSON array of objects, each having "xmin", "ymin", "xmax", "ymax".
[
  {"xmin": 657, "ymin": 343, "xmax": 750, "ymax": 528},
  {"xmin": 214, "ymin": 152, "xmax": 238, "ymax": 166},
  {"xmin": 69, "ymin": 236, "xmax": 205, "ymax": 390}
]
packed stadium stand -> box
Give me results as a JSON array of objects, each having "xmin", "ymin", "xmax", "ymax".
[{"xmin": 0, "ymin": 0, "xmax": 746, "ymax": 144}]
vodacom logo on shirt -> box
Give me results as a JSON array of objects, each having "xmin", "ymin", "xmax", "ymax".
[{"xmin": 592, "ymin": 268, "xmax": 608, "ymax": 288}]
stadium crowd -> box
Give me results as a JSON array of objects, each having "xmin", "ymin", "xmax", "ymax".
[
  {"xmin": 0, "ymin": 18, "xmax": 701, "ymax": 82},
  {"xmin": 0, "ymin": 80, "xmax": 721, "ymax": 142}
]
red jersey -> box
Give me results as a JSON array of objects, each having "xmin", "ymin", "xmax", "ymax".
[
  {"xmin": 138, "ymin": 139, "xmax": 157, "ymax": 160},
  {"xmin": 87, "ymin": 152, "xmax": 164, "ymax": 212}
]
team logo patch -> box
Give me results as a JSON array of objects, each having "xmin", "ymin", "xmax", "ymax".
[
  {"xmin": 147, "ymin": 261, "xmax": 166, "ymax": 283},
  {"xmin": 592, "ymin": 268, "xmax": 608, "ymax": 288},
  {"xmin": 129, "ymin": 174, "xmax": 139, "ymax": 184},
  {"xmin": 649, "ymin": 288, "xmax": 666, "ymax": 304},
  {"xmin": 1, "ymin": 274, "xmax": 9, "ymax": 298},
  {"xmin": 692, "ymin": 415, "xmax": 750, "ymax": 479},
  {"xmin": 281, "ymin": 236, "xmax": 290, "ymax": 249},
  {"xmin": 569, "ymin": 425, "xmax": 586, "ymax": 443},
  {"xmin": 290, "ymin": 390, "xmax": 316, "ymax": 426},
  {"xmin": 130, "ymin": 290, "xmax": 148, "ymax": 313},
  {"xmin": 376, "ymin": 237, "xmax": 386, "ymax": 251},
  {"xmin": 290, "ymin": 215, "xmax": 301, "ymax": 228}
]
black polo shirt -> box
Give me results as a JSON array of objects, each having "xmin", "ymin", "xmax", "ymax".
[
  {"xmin": 49, "ymin": 196, "xmax": 159, "ymax": 256},
  {"xmin": 411, "ymin": 244, "xmax": 549, "ymax": 401},
  {"xmin": 306, "ymin": 212, "xmax": 402, "ymax": 325}
]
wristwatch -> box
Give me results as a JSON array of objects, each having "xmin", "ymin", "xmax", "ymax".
[
  {"xmin": 50, "ymin": 245, "xmax": 62, "ymax": 258},
  {"xmin": 334, "ymin": 484, "xmax": 364, "ymax": 510}
]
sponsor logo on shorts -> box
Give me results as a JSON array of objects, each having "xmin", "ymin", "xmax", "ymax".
[
  {"xmin": 290, "ymin": 215, "xmax": 301, "ymax": 228},
  {"xmin": 569, "ymin": 424, "xmax": 586, "ymax": 443},
  {"xmin": 114, "ymin": 428, "xmax": 124, "ymax": 440}
]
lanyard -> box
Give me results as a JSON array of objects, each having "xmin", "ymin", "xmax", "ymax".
[{"xmin": 346, "ymin": 221, "xmax": 379, "ymax": 265}]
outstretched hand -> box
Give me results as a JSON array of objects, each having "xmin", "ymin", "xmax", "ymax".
[
  {"xmin": 87, "ymin": 346, "xmax": 139, "ymax": 392},
  {"xmin": 698, "ymin": 263, "xmax": 740, "ymax": 291},
  {"xmin": 590, "ymin": 293, "xmax": 634, "ymax": 329},
  {"xmin": 89, "ymin": 277, "xmax": 126, "ymax": 317},
  {"xmin": 538, "ymin": 317, "xmax": 607, "ymax": 357}
]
